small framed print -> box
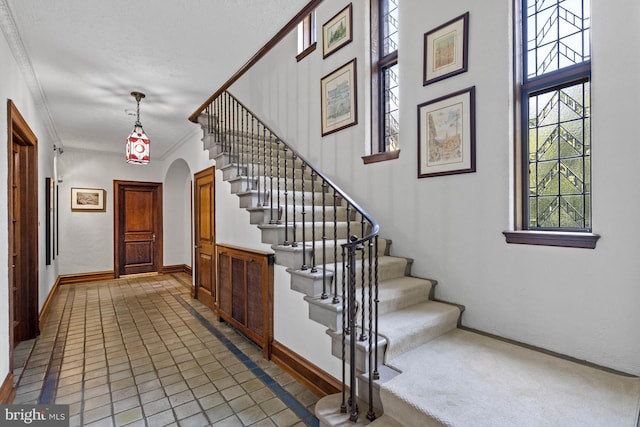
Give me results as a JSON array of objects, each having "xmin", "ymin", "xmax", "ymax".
[
  {"xmin": 423, "ymin": 12, "xmax": 469, "ymax": 85},
  {"xmin": 322, "ymin": 3, "xmax": 353, "ymax": 58},
  {"xmin": 417, "ymin": 86, "xmax": 476, "ymax": 178},
  {"xmin": 320, "ymin": 59, "xmax": 358, "ymax": 136},
  {"xmin": 71, "ymin": 187, "xmax": 106, "ymax": 212}
]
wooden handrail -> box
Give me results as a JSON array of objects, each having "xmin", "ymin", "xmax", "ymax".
[{"xmin": 188, "ymin": 0, "xmax": 325, "ymax": 123}]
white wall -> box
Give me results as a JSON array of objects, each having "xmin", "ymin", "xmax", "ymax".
[
  {"xmin": 0, "ymin": 27, "xmax": 56, "ymax": 385},
  {"xmin": 228, "ymin": 0, "xmax": 640, "ymax": 375},
  {"xmin": 56, "ymin": 149, "xmax": 166, "ymax": 274}
]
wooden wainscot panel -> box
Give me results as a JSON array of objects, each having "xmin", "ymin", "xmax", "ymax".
[{"xmin": 216, "ymin": 244, "xmax": 274, "ymax": 359}]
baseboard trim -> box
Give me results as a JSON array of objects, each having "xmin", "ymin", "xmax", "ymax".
[
  {"xmin": 39, "ymin": 276, "xmax": 62, "ymax": 330},
  {"xmin": 460, "ymin": 326, "xmax": 639, "ymax": 378},
  {"xmin": 163, "ymin": 264, "xmax": 192, "ymax": 275},
  {"xmin": 270, "ymin": 341, "xmax": 341, "ymax": 397},
  {"xmin": 0, "ymin": 373, "xmax": 15, "ymax": 404},
  {"xmin": 58, "ymin": 271, "xmax": 115, "ymax": 285}
]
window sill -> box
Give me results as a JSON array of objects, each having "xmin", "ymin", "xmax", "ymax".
[
  {"xmin": 296, "ymin": 42, "xmax": 316, "ymax": 62},
  {"xmin": 503, "ymin": 230, "xmax": 600, "ymax": 249},
  {"xmin": 362, "ymin": 150, "xmax": 400, "ymax": 164}
]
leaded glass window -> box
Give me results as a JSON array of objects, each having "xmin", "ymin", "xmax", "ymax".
[
  {"xmin": 522, "ymin": 0, "xmax": 591, "ymax": 231},
  {"xmin": 379, "ymin": 0, "xmax": 399, "ymax": 152}
]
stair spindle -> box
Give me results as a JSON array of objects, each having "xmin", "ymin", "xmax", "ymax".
[
  {"xmin": 250, "ymin": 116, "xmax": 256, "ymax": 191},
  {"xmin": 359, "ymin": 217, "xmax": 367, "ymax": 342},
  {"xmin": 291, "ymin": 154, "xmax": 298, "ymax": 248},
  {"xmin": 311, "ymin": 172, "xmax": 317, "ymax": 273},
  {"xmin": 321, "ymin": 180, "xmax": 328, "ymax": 299},
  {"xmin": 340, "ymin": 244, "xmax": 347, "ymax": 414},
  {"xmin": 273, "ymin": 139, "xmax": 281, "ymax": 224},
  {"xmin": 283, "ymin": 146, "xmax": 290, "ymax": 245},
  {"xmin": 332, "ymin": 189, "xmax": 339, "ymax": 304},
  {"xmin": 263, "ymin": 126, "xmax": 268, "ymax": 207},
  {"xmin": 300, "ymin": 162, "xmax": 307, "ymax": 270}
]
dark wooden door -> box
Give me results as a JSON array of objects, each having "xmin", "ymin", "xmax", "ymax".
[
  {"xmin": 7, "ymin": 100, "xmax": 39, "ymax": 352},
  {"xmin": 194, "ymin": 167, "xmax": 215, "ymax": 310},
  {"xmin": 114, "ymin": 181, "xmax": 163, "ymax": 277}
]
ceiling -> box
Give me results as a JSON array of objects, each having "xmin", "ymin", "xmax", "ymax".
[{"xmin": 0, "ymin": 0, "xmax": 308, "ymax": 158}]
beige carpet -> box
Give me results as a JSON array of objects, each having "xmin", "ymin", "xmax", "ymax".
[{"xmin": 377, "ymin": 329, "xmax": 640, "ymax": 427}]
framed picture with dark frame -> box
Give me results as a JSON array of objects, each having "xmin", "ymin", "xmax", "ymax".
[
  {"xmin": 320, "ymin": 58, "xmax": 358, "ymax": 136},
  {"xmin": 417, "ymin": 86, "xmax": 476, "ymax": 178},
  {"xmin": 71, "ymin": 187, "xmax": 106, "ymax": 212},
  {"xmin": 322, "ymin": 3, "xmax": 353, "ymax": 58},
  {"xmin": 423, "ymin": 12, "xmax": 469, "ymax": 85}
]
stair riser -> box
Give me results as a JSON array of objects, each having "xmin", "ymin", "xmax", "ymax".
[
  {"xmin": 259, "ymin": 222, "xmax": 366, "ymax": 246},
  {"xmin": 228, "ymin": 177, "xmax": 324, "ymax": 194},
  {"xmin": 329, "ymin": 332, "xmax": 387, "ymax": 373},
  {"xmin": 214, "ymin": 151, "xmax": 303, "ymax": 170},
  {"xmin": 250, "ymin": 206, "xmax": 351, "ymax": 225}
]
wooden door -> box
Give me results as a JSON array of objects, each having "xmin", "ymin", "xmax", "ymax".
[
  {"xmin": 194, "ymin": 167, "xmax": 215, "ymax": 310},
  {"xmin": 114, "ymin": 181, "xmax": 163, "ymax": 277},
  {"xmin": 7, "ymin": 100, "xmax": 39, "ymax": 353}
]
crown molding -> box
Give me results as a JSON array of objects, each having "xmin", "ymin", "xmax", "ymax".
[{"xmin": 0, "ymin": 0, "xmax": 61, "ymax": 147}]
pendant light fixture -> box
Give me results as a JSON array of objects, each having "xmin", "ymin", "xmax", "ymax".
[{"xmin": 125, "ymin": 91, "xmax": 150, "ymax": 164}]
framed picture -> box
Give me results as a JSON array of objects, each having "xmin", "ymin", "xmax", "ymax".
[
  {"xmin": 320, "ymin": 58, "xmax": 358, "ymax": 136},
  {"xmin": 71, "ymin": 187, "xmax": 106, "ymax": 212},
  {"xmin": 417, "ymin": 86, "xmax": 476, "ymax": 178},
  {"xmin": 322, "ymin": 3, "xmax": 353, "ymax": 58},
  {"xmin": 423, "ymin": 12, "xmax": 469, "ymax": 85}
]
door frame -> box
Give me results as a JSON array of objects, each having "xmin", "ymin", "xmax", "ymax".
[
  {"xmin": 193, "ymin": 166, "xmax": 215, "ymax": 308},
  {"xmin": 6, "ymin": 100, "xmax": 39, "ymax": 372},
  {"xmin": 113, "ymin": 180, "xmax": 163, "ymax": 278}
]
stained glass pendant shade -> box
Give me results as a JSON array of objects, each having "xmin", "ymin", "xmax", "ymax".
[{"xmin": 126, "ymin": 91, "xmax": 150, "ymax": 164}]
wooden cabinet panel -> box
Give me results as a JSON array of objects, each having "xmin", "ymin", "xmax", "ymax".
[{"xmin": 216, "ymin": 244, "xmax": 274, "ymax": 359}]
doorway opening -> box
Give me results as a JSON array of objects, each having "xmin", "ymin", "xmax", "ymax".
[
  {"xmin": 7, "ymin": 100, "xmax": 39, "ymax": 374},
  {"xmin": 113, "ymin": 180, "xmax": 163, "ymax": 278}
]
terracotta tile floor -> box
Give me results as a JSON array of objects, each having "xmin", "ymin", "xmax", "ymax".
[{"xmin": 11, "ymin": 273, "xmax": 320, "ymax": 427}]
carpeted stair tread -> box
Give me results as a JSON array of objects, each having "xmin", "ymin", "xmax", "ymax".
[
  {"xmin": 377, "ymin": 301, "xmax": 460, "ymax": 364},
  {"xmin": 379, "ymin": 328, "xmax": 640, "ymax": 427},
  {"xmin": 376, "ymin": 276, "xmax": 435, "ymax": 316}
]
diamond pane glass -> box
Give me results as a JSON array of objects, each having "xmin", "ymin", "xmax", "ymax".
[
  {"xmin": 528, "ymin": 81, "xmax": 590, "ymax": 229},
  {"xmin": 381, "ymin": 0, "xmax": 398, "ymax": 56},
  {"xmin": 383, "ymin": 63, "xmax": 399, "ymax": 152},
  {"xmin": 526, "ymin": 0, "xmax": 590, "ymax": 79}
]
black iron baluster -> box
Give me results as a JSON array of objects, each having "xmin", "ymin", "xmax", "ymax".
[
  {"xmin": 340, "ymin": 243, "xmax": 347, "ymax": 414},
  {"xmin": 332, "ymin": 189, "xmax": 339, "ymax": 304},
  {"xmin": 283, "ymin": 146, "xmax": 290, "ymax": 245},
  {"xmin": 291, "ymin": 154, "xmax": 298, "ymax": 248},
  {"xmin": 263, "ymin": 126, "xmax": 268, "ymax": 207},
  {"xmin": 250, "ymin": 116, "xmax": 256, "ymax": 191},
  {"xmin": 311, "ymin": 171, "xmax": 317, "ymax": 273},
  {"xmin": 234, "ymin": 99, "xmax": 239, "ymax": 171},
  {"xmin": 348, "ymin": 235, "xmax": 360, "ymax": 422},
  {"xmin": 269, "ymin": 132, "xmax": 274, "ymax": 223},
  {"xmin": 360, "ymin": 216, "xmax": 367, "ymax": 342},
  {"xmin": 224, "ymin": 92, "xmax": 229, "ymax": 152},
  {"xmin": 373, "ymin": 234, "xmax": 380, "ymax": 381},
  {"xmin": 256, "ymin": 124, "xmax": 262, "ymax": 207},
  {"xmin": 321, "ymin": 180, "xmax": 328, "ymax": 299},
  {"xmin": 300, "ymin": 162, "xmax": 307, "ymax": 270},
  {"xmin": 273, "ymin": 139, "xmax": 281, "ymax": 224},
  {"xmin": 366, "ymin": 236, "xmax": 376, "ymax": 421},
  {"xmin": 238, "ymin": 105, "xmax": 243, "ymax": 179}
]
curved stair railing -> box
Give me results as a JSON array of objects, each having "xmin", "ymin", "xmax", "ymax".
[{"xmin": 201, "ymin": 91, "xmax": 380, "ymax": 422}]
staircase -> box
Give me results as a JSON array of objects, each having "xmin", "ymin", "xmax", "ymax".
[{"xmin": 196, "ymin": 91, "xmax": 640, "ymax": 427}]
